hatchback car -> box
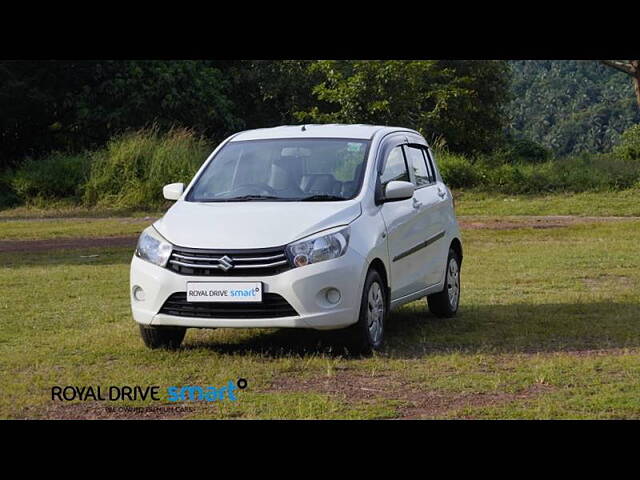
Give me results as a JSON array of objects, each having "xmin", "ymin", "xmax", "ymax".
[{"xmin": 131, "ymin": 124, "xmax": 462, "ymax": 352}]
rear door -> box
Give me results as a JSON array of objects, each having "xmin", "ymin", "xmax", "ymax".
[
  {"xmin": 425, "ymin": 147, "xmax": 452, "ymax": 282},
  {"xmin": 404, "ymin": 145, "xmax": 446, "ymax": 287}
]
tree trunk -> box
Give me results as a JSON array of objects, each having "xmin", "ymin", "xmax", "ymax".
[
  {"xmin": 633, "ymin": 61, "xmax": 640, "ymax": 108},
  {"xmin": 600, "ymin": 60, "xmax": 640, "ymax": 108}
]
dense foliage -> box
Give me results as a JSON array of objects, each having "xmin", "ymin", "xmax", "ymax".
[
  {"xmin": 438, "ymin": 124, "xmax": 640, "ymax": 193},
  {"xmin": 12, "ymin": 153, "xmax": 90, "ymax": 201},
  {"xmin": 83, "ymin": 127, "xmax": 211, "ymax": 209},
  {"xmin": 0, "ymin": 61, "xmax": 241, "ymax": 168},
  {"xmin": 6, "ymin": 125, "xmax": 638, "ymax": 210},
  {"xmin": 0, "ymin": 60, "xmax": 510, "ymax": 169},
  {"xmin": 296, "ymin": 60, "xmax": 511, "ymax": 154},
  {"xmin": 613, "ymin": 124, "xmax": 640, "ymax": 160},
  {"xmin": 508, "ymin": 60, "xmax": 640, "ymax": 156}
]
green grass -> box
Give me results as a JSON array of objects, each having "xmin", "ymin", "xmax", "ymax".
[
  {"xmin": 0, "ymin": 217, "xmax": 154, "ymax": 241},
  {"xmin": 454, "ymin": 188, "xmax": 640, "ymax": 216},
  {"xmin": 0, "ymin": 202, "xmax": 162, "ymax": 220},
  {"xmin": 1, "ymin": 216, "xmax": 639, "ymax": 419}
]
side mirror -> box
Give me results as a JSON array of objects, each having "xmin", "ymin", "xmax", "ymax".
[
  {"xmin": 163, "ymin": 182, "xmax": 184, "ymax": 201},
  {"xmin": 383, "ymin": 180, "xmax": 414, "ymax": 202}
]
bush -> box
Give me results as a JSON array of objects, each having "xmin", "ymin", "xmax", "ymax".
[
  {"xmin": 436, "ymin": 151, "xmax": 484, "ymax": 189},
  {"xmin": 483, "ymin": 163, "xmax": 523, "ymax": 193},
  {"xmin": 613, "ymin": 124, "xmax": 640, "ymax": 161},
  {"xmin": 505, "ymin": 138, "xmax": 551, "ymax": 164},
  {"xmin": 3, "ymin": 124, "xmax": 639, "ymax": 212},
  {"xmin": 11, "ymin": 153, "xmax": 90, "ymax": 202},
  {"xmin": 0, "ymin": 169, "xmax": 20, "ymax": 208},
  {"xmin": 474, "ymin": 138, "xmax": 551, "ymax": 168},
  {"xmin": 83, "ymin": 127, "xmax": 212, "ymax": 209},
  {"xmin": 435, "ymin": 147, "xmax": 640, "ymax": 194}
]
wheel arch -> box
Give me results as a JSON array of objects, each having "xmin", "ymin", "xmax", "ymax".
[
  {"xmin": 450, "ymin": 237, "xmax": 463, "ymax": 266},
  {"xmin": 367, "ymin": 257, "xmax": 390, "ymax": 312}
]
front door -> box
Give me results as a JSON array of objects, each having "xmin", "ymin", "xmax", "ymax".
[{"xmin": 379, "ymin": 145, "xmax": 428, "ymax": 300}]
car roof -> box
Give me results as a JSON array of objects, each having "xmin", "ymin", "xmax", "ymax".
[{"xmin": 230, "ymin": 124, "xmax": 421, "ymax": 142}]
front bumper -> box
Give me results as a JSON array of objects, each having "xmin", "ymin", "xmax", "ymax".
[{"xmin": 129, "ymin": 248, "xmax": 367, "ymax": 330}]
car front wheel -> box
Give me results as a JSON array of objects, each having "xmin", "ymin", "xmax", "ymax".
[{"xmin": 348, "ymin": 269, "xmax": 387, "ymax": 354}]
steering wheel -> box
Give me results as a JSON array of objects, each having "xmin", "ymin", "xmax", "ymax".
[{"xmin": 231, "ymin": 183, "xmax": 277, "ymax": 196}]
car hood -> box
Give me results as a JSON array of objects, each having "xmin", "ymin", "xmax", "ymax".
[{"xmin": 154, "ymin": 200, "xmax": 362, "ymax": 249}]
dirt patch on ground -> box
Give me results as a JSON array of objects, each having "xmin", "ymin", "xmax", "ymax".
[
  {"xmin": 458, "ymin": 215, "xmax": 638, "ymax": 231},
  {"xmin": 0, "ymin": 235, "xmax": 138, "ymax": 252},
  {"xmin": 399, "ymin": 382, "xmax": 554, "ymax": 419},
  {"xmin": 549, "ymin": 347, "xmax": 638, "ymax": 358},
  {"xmin": 581, "ymin": 274, "xmax": 634, "ymax": 291},
  {"xmin": 37, "ymin": 402, "xmax": 195, "ymax": 420},
  {"xmin": 266, "ymin": 370, "xmax": 554, "ymax": 419}
]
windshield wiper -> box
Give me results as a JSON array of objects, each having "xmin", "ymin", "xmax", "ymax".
[
  {"xmin": 203, "ymin": 195, "xmax": 285, "ymax": 202},
  {"xmin": 299, "ymin": 194, "xmax": 347, "ymax": 201}
]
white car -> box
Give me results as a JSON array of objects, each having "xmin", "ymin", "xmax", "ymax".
[{"xmin": 130, "ymin": 124, "xmax": 463, "ymax": 352}]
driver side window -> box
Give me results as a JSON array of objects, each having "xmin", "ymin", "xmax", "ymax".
[{"xmin": 380, "ymin": 146, "xmax": 409, "ymax": 186}]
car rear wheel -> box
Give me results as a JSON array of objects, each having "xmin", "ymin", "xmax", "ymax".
[
  {"xmin": 139, "ymin": 325, "xmax": 186, "ymax": 349},
  {"xmin": 348, "ymin": 269, "xmax": 387, "ymax": 354},
  {"xmin": 427, "ymin": 248, "xmax": 460, "ymax": 318}
]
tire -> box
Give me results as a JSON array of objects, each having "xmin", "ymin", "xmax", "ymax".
[
  {"xmin": 427, "ymin": 248, "xmax": 461, "ymax": 318},
  {"xmin": 348, "ymin": 269, "xmax": 387, "ymax": 354},
  {"xmin": 139, "ymin": 325, "xmax": 186, "ymax": 349}
]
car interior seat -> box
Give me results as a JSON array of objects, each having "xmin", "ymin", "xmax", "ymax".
[{"xmin": 339, "ymin": 163, "xmax": 364, "ymax": 198}]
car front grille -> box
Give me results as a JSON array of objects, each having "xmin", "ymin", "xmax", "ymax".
[
  {"xmin": 167, "ymin": 245, "xmax": 291, "ymax": 276},
  {"xmin": 158, "ymin": 292, "xmax": 299, "ymax": 319}
]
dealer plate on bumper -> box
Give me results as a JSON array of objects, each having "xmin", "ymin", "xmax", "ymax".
[{"xmin": 186, "ymin": 282, "xmax": 262, "ymax": 302}]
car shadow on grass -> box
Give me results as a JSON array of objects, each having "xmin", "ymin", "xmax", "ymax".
[
  {"xmin": 182, "ymin": 327, "xmax": 361, "ymax": 358},
  {"xmin": 180, "ymin": 299, "xmax": 640, "ymax": 358},
  {"xmin": 384, "ymin": 300, "xmax": 640, "ymax": 356}
]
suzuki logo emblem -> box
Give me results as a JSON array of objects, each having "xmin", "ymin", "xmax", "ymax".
[{"xmin": 219, "ymin": 255, "xmax": 233, "ymax": 272}]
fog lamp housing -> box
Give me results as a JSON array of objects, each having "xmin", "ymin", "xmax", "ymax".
[
  {"xmin": 326, "ymin": 288, "xmax": 341, "ymax": 304},
  {"xmin": 132, "ymin": 285, "xmax": 145, "ymax": 301}
]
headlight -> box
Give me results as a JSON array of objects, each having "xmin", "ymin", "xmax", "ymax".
[
  {"xmin": 286, "ymin": 226, "xmax": 350, "ymax": 268},
  {"xmin": 135, "ymin": 226, "xmax": 173, "ymax": 267}
]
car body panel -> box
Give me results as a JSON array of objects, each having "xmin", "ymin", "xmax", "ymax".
[{"xmin": 154, "ymin": 200, "xmax": 362, "ymax": 250}]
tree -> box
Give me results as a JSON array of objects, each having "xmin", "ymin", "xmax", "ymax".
[
  {"xmin": 0, "ymin": 61, "xmax": 242, "ymax": 168},
  {"xmin": 67, "ymin": 61, "xmax": 243, "ymax": 147},
  {"xmin": 601, "ymin": 60, "xmax": 640, "ymax": 108},
  {"xmin": 224, "ymin": 60, "xmax": 320, "ymax": 129},
  {"xmin": 507, "ymin": 60, "xmax": 640, "ymax": 156},
  {"xmin": 295, "ymin": 60, "xmax": 511, "ymax": 154}
]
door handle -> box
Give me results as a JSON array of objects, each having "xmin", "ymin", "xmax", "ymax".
[{"xmin": 412, "ymin": 198, "xmax": 422, "ymax": 209}]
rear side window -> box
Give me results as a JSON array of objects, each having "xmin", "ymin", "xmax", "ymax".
[
  {"xmin": 405, "ymin": 146, "xmax": 431, "ymax": 187},
  {"xmin": 423, "ymin": 149, "xmax": 437, "ymax": 183},
  {"xmin": 380, "ymin": 146, "xmax": 409, "ymax": 185}
]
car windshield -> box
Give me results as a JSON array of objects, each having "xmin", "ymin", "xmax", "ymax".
[{"xmin": 186, "ymin": 138, "xmax": 370, "ymax": 202}]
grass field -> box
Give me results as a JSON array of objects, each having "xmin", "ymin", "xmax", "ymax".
[
  {"xmin": 0, "ymin": 217, "xmax": 154, "ymax": 241},
  {"xmin": 454, "ymin": 188, "xmax": 640, "ymax": 216},
  {"xmin": 1, "ymin": 191, "xmax": 639, "ymax": 419}
]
